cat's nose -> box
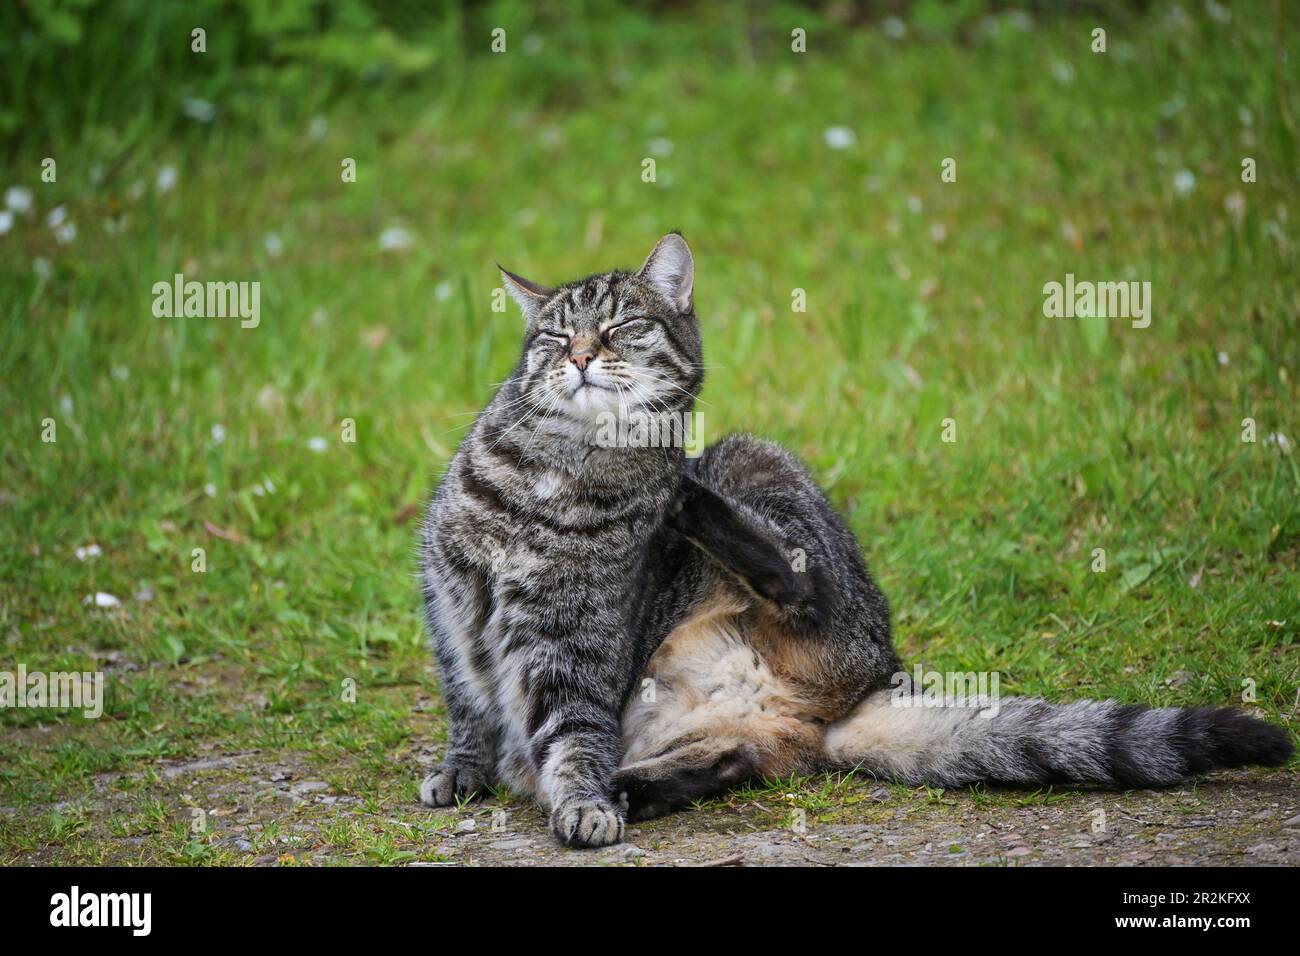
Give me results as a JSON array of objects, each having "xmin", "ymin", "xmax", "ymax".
[{"xmin": 570, "ymin": 346, "xmax": 597, "ymax": 371}]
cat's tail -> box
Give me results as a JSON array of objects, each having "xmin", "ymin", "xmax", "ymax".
[{"xmin": 822, "ymin": 687, "xmax": 1293, "ymax": 788}]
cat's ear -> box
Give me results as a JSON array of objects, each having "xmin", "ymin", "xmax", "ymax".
[
  {"xmin": 498, "ymin": 264, "xmax": 553, "ymax": 321},
  {"xmin": 638, "ymin": 232, "xmax": 694, "ymax": 313}
]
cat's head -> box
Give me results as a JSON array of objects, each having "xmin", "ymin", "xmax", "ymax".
[{"xmin": 499, "ymin": 233, "xmax": 702, "ymax": 422}]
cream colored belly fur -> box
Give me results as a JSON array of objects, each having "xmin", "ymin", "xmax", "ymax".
[{"xmin": 620, "ymin": 594, "xmax": 826, "ymax": 778}]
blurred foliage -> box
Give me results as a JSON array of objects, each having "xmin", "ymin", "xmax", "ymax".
[
  {"xmin": 1, "ymin": 0, "xmax": 1164, "ymax": 150},
  {"xmin": 1, "ymin": 0, "xmax": 463, "ymax": 144}
]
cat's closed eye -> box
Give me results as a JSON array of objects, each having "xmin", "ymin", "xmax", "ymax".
[{"xmin": 602, "ymin": 317, "xmax": 655, "ymax": 343}]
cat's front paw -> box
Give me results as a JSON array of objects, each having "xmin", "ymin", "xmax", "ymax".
[
  {"xmin": 419, "ymin": 763, "xmax": 486, "ymax": 807},
  {"xmin": 549, "ymin": 797, "xmax": 625, "ymax": 848}
]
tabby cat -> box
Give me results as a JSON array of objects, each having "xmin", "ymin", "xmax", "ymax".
[{"xmin": 418, "ymin": 233, "xmax": 1293, "ymax": 847}]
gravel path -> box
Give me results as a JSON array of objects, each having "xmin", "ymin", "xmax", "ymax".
[
  {"xmin": 11, "ymin": 749, "xmax": 1295, "ymax": 866},
  {"xmin": 419, "ymin": 769, "xmax": 1300, "ymax": 867}
]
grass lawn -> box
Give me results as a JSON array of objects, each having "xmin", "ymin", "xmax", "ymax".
[{"xmin": 1, "ymin": 2, "xmax": 1296, "ymax": 864}]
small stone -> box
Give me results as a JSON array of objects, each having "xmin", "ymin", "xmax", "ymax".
[{"xmin": 455, "ymin": 818, "xmax": 477, "ymax": 835}]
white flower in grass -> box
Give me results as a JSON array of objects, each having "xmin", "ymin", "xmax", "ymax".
[
  {"xmin": 434, "ymin": 280, "xmax": 454, "ymax": 302},
  {"xmin": 204, "ymin": 482, "xmax": 217, "ymax": 497},
  {"xmin": 308, "ymin": 116, "xmax": 328, "ymax": 141},
  {"xmin": 182, "ymin": 97, "xmax": 216, "ymax": 123},
  {"xmin": 5, "ymin": 186, "xmax": 32, "ymax": 213},
  {"xmin": 1052, "ymin": 61, "xmax": 1075, "ymax": 85},
  {"xmin": 211, "ymin": 424, "xmax": 226, "ymax": 444},
  {"xmin": 308, "ymin": 437, "xmax": 328, "ymax": 452},
  {"xmin": 263, "ymin": 233, "xmax": 284, "ymax": 257},
  {"xmin": 111, "ymin": 365, "xmax": 130, "ymax": 381},
  {"xmin": 647, "ymin": 137, "xmax": 674, "ymax": 157},
  {"xmin": 1224, "ymin": 191, "xmax": 1246, "ymax": 223},
  {"xmin": 906, "ymin": 195, "xmax": 923, "ymax": 215},
  {"xmin": 1217, "ymin": 351, "xmax": 1229, "ymax": 366},
  {"xmin": 0, "ymin": 210, "xmax": 12, "ymax": 235},
  {"xmin": 1173, "ymin": 169, "xmax": 1196, "ymax": 196},
  {"xmin": 378, "ymin": 226, "xmax": 413, "ymax": 252},
  {"xmin": 84, "ymin": 592, "xmax": 121, "ymax": 609},
  {"xmin": 33, "ymin": 258, "xmax": 52, "ymax": 279},
  {"xmin": 54, "ymin": 221, "xmax": 76, "ymax": 245},
  {"xmin": 1005, "ymin": 10, "xmax": 1034, "ymax": 31},
  {"xmin": 47, "ymin": 205, "xmax": 67, "ymax": 227},
  {"xmin": 823, "ymin": 126, "xmax": 855, "ymax": 150},
  {"xmin": 75, "ymin": 543, "xmax": 102, "ymax": 561},
  {"xmin": 882, "ymin": 17, "xmax": 907, "ymax": 40},
  {"xmin": 1267, "ymin": 432, "xmax": 1292, "ymax": 453},
  {"xmin": 156, "ymin": 165, "xmax": 179, "ymax": 194},
  {"xmin": 1204, "ymin": 1, "xmax": 1231, "ymax": 23},
  {"xmin": 59, "ymin": 395, "xmax": 73, "ymax": 415}
]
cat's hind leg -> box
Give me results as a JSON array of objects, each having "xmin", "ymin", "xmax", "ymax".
[
  {"xmin": 616, "ymin": 739, "xmax": 763, "ymax": 821},
  {"xmin": 617, "ymin": 597, "xmax": 824, "ymax": 820}
]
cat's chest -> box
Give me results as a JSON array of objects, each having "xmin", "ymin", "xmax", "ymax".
[
  {"xmin": 530, "ymin": 471, "xmax": 564, "ymax": 501},
  {"xmin": 438, "ymin": 458, "xmax": 663, "ymax": 576}
]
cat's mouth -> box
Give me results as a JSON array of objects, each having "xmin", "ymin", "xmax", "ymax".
[{"xmin": 573, "ymin": 380, "xmax": 612, "ymax": 393}]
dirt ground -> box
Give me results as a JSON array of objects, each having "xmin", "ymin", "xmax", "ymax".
[
  {"xmin": 407, "ymin": 770, "xmax": 1300, "ymax": 867},
  {"xmin": 9, "ymin": 740, "xmax": 1297, "ymax": 866}
]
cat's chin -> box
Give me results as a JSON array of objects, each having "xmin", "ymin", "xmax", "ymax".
[{"xmin": 566, "ymin": 382, "xmax": 623, "ymax": 418}]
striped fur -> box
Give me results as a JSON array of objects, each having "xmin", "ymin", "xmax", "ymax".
[
  {"xmin": 419, "ymin": 235, "xmax": 704, "ymax": 846},
  {"xmin": 822, "ymin": 689, "xmax": 1295, "ymax": 788},
  {"xmin": 420, "ymin": 234, "xmax": 1293, "ymax": 845}
]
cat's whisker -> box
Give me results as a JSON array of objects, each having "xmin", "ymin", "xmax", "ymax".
[
  {"xmin": 620, "ymin": 366, "xmax": 711, "ymax": 408},
  {"xmin": 523, "ymin": 386, "xmax": 575, "ymax": 460},
  {"xmin": 483, "ymin": 382, "xmax": 559, "ymax": 454}
]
